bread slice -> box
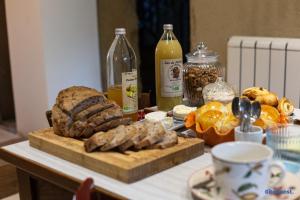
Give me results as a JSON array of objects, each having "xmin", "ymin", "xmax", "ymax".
[
  {"xmin": 84, "ymin": 131, "xmax": 116, "ymax": 152},
  {"xmin": 52, "ymin": 104, "xmax": 72, "ymax": 137},
  {"xmin": 73, "ymin": 100, "xmax": 115, "ymax": 121},
  {"xmin": 73, "ymin": 118, "xmax": 131, "ymax": 139},
  {"xmin": 118, "ymin": 122, "xmax": 147, "ymax": 151},
  {"xmin": 87, "ymin": 104, "xmax": 123, "ymax": 126},
  {"xmin": 135, "ymin": 121, "xmax": 166, "ymax": 149},
  {"xmin": 56, "ymin": 86, "xmax": 106, "ymax": 116},
  {"xmin": 93, "ymin": 118, "xmax": 131, "ymax": 133},
  {"xmin": 69, "ymin": 105, "xmax": 123, "ymax": 138},
  {"xmin": 100, "ymin": 125, "xmax": 136, "ymax": 151},
  {"xmin": 148, "ymin": 130, "xmax": 178, "ymax": 149}
]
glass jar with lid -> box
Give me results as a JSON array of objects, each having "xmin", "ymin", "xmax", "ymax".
[
  {"xmin": 183, "ymin": 42, "xmax": 224, "ymax": 107},
  {"xmin": 202, "ymin": 77, "xmax": 235, "ymax": 104}
]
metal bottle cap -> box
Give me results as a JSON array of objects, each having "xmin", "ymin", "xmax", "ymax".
[
  {"xmin": 115, "ymin": 28, "xmax": 126, "ymax": 35},
  {"xmin": 163, "ymin": 24, "xmax": 173, "ymax": 30}
]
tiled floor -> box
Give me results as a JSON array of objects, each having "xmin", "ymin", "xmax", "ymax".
[
  {"xmin": 0, "ymin": 120, "xmax": 16, "ymax": 133},
  {"xmin": 2, "ymin": 194, "xmax": 19, "ymax": 200},
  {"xmin": 0, "ymin": 127, "xmax": 24, "ymax": 147},
  {"xmin": 0, "ymin": 128, "xmax": 18, "ymax": 144}
]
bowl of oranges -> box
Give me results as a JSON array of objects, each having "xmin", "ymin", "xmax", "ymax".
[{"xmin": 185, "ymin": 101, "xmax": 238, "ymax": 146}]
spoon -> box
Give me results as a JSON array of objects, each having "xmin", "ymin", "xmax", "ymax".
[
  {"xmin": 232, "ymin": 97, "xmax": 240, "ymax": 118},
  {"xmin": 239, "ymin": 98, "xmax": 251, "ymax": 132},
  {"xmin": 250, "ymin": 101, "xmax": 261, "ymax": 124},
  {"xmin": 232, "ymin": 97, "xmax": 252, "ymax": 132},
  {"xmin": 232, "ymin": 97, "xmax": 250, "ymax": 132}
]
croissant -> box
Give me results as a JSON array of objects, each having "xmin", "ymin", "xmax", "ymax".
[
  {"xmin": 242, "ymin": 87, "xmax": 278, "ymax": 107},
  {"xmin": 242, "ymin": 87, "xmax": 269, "ymax": 99},
  {"xmin": 278, "ymin": 97, "xmax": 294, "ymax": 116}
]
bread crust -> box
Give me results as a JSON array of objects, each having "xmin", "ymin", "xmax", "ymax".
[
  {"xmin": 52, "ymin": 86, "xmax": 131, "ymax": 138},
  {"xmin": 56, "ymin": 86, "xmax": 106, "ymax": 116}
]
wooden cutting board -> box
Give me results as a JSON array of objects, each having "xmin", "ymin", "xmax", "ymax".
[{"xmin": 29, "ymin": 128, "xmax": 204, "ymax": 183}]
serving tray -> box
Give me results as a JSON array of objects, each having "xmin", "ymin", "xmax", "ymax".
[{"xmin": 29, "ymin": 128, "xmax": 204, "ymax": 183}]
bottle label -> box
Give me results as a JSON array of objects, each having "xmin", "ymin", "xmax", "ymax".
[
  {"xmin": 122, "ymin": 70, "xmax": 138, "ymax": 113},
  {"xmin": 160, "ymin": 59, "xmax": 183, "ymax": 97}
]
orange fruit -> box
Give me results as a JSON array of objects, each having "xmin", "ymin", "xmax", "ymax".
[
  {"xmin": 198, "ymin": 110, "xmax": 224, "ymax": 131},
  {"xmin": 196, "ymin": 101, "xmax": 225, "ymax": 116},
  {"xmin": 184, "ymin": 112, "xmax": 196, "ymax": 128},
  {"xmin": 254, "ymin": 105, "xmax": 280, "ymax": 129},
  {"xmin": 260, "ymin": 105, "xmax": 280, "ymax": 122},
  {"xmin": 215, "ymin": 114, "xmax": 239, "ymax": 133},
  {"xmin": 253, "ymin": 118, "xmax": 265, "ymax": 128},
  {"xmin": 195, "ymin": 101, "xmax": 226, "ymax": 122}
]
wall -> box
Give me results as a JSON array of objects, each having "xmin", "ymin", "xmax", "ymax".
[
  {"xmin": 97, "ymin": 0, "xmax": 139, "ymax": 90},
  {"xmin": 5, "ymin": 0, "xmax": 101, "ymax": 134},
  {"xmin": 190, "ymin": 0, "xmax": 300, "ymax": 67},
  {"xmin": 5, "ymin": 0, "xmax": 49, "ymax": 134},
  {"xmin": 41, "ymin": 0, "xmax": 101, "ymax": 106}
]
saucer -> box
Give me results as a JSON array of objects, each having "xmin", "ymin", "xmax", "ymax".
[{"xmin": 188, "ymin": 166, "xmax": 300, "ymax": 200}]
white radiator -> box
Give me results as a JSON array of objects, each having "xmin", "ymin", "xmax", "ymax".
[{"xmin": 227, "ymin": 36, "xmax": 300, "ymax": 108}]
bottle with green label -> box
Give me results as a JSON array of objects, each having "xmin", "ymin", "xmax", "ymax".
[
  {"xmin": 155, "ymin": 24, "xmax": 183, "ymax": 111},
  {"xmin": 107, "ymin": 28, "xmax": 138, "ymax": 121}
]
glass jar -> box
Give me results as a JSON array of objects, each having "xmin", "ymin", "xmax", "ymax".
[
  {"xmin": 202, "ymin": 77, "xmax": 235, "ymax": 104},
  {"xmin": 183, "ymin": 42, "xmax": 224, "ymax": 107}
]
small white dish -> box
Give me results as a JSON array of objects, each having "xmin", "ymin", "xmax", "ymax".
[{"xmin": 188, "ymin": 166, "xmax": 300, "ymax": 200}]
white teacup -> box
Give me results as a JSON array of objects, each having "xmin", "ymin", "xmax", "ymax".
[
  {"xmin": 234, "ymin": 125, "xmax": 263, "ymax": 143},
  {"xmin": 211, "ymin": 142, "xmax": 285, "ymax": 199}
]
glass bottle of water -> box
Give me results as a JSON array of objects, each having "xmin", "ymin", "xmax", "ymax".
[{"xmin": 106, "ymin": 28, "xmax": 138, "ymax": 121}]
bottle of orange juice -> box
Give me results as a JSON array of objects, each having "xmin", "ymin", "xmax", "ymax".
[{"xmin": 155, "ymin": 24, "xmax": 183, "ymax": 111}]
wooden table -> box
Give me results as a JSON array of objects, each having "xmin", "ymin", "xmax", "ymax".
[
  {"xmin": 2, "ymin": 141, "xmax": 300, "ymax": 200},
  {"xmin": 0, "ymin": 141, "xmax": 213, "ymax": 200}
]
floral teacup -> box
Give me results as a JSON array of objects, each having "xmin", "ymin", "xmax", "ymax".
[{"xmin": 211, "ymin": 142, "xmax": 285, "ymax": 199}]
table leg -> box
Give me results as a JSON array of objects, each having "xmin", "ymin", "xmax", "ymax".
[
  {"xmin": 16, "ymin": 168, "xmax": 74, "ymax": 200},
  {"xmin": 16, "ymin": 169, "xmax": 32, "ymax": 200}
]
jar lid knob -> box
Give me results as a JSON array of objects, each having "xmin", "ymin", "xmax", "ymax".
[{"xmin": 197, "ymin": 42, "xmax": 207, "ymax": 50}]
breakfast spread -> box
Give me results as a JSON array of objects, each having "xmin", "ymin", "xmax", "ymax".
[{"xmin": 21, "ymin": 23, "xmax": 300, "ymax": 197}]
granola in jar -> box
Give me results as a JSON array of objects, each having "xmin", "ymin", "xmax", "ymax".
[{"xmin": 183, "ymin": 42, "xmax": 224, "ymax": 106}]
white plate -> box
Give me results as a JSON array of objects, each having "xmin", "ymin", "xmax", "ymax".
[{"xmin": 188, "ymin": 166, "xmax": 300, "ymax": 200}]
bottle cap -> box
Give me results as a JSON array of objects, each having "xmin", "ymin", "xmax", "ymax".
[
  {"xmin": 115, "ymin": 28, "xmax": 126, "ymax": 35},
  {"xmin": 163, "ymin": 24, "xmax": 173, "ymax": 30}
]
